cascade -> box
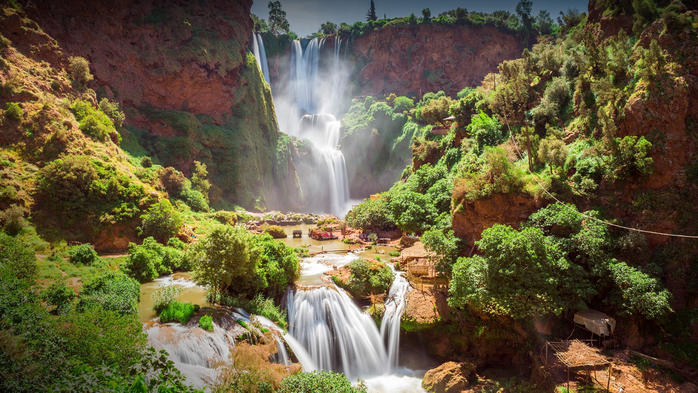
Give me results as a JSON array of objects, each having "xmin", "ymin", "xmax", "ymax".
[
  {"xmin": 251, "ymin": 32, "xmax": 270, "ymax": 84},
  {"xmin": 286, "ymin": 286, "xmax": 389, "ymax": 380},
  {"xmin": 380, "ymin": 270, "xmax": 411, "ymax": 372}
]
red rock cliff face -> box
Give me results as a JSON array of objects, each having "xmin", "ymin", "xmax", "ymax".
[{"xmin": 349, "ymin": 24, "xmax": 524, "ymax": 97}]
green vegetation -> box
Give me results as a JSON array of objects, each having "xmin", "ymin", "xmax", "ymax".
[
  {"xmin": 199, "ymin": 314, "xmax": 214, "ymax": 331},
  {"xmin": 159, "ymin": 300, "xmax": 196, "ymax": 324},
  {"xmin": 67, "ymin": 55, "xmax": 93, "ymax": 84},
  {"xmin": 151, "ymin": 284, "xmax": 182, "ymax": 314},
  {"xmin": 263, "ymin": 224, "xmax": 287, "ymax": 238},
  {"xmin": 122, "ymin": 236, "xmax": 185, "ymax": 283},
  {"xmin": 342, "ymin": 258, "xmax": 394, "ymax": 296},
  {"xmin": 72, "ymin": 100, "xmax": 118, "ymax": 142},
  {"xmin": 68, "ymin": 243, "xmax": 99, "ymax": 265},
  {"xmin": 220, "ymin": 294, "xmax": 288, "ymax": 330},
  {"xmin": 76, "ymin": 271, "xmax": 141, "ymax": 315},
  {"xmin": 279, "ymin": 370, "xmax": 367, "ymax": 393},
  {"xmin": 138, "ymin": 200, "xmax": 183, "ymax": 242}
]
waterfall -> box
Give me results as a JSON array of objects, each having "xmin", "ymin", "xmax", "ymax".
[
  {"xmin": 380, "ymin": 271, "xmax": 411, "ymax": 372},
  {"xmin": 286, "ymin": 286, "xmax": 389, "ymax": 380},
  {"xmin": 251, "ymin": 32, "xmax": 270, "ymax": 84}
]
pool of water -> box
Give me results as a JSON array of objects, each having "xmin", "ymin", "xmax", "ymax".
[{"xmin": 138, "ymin": 273, "xmax": 209, "ymax": 323}]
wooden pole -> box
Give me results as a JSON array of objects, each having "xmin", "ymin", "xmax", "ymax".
[
  {"xmin": 525, "ymin": 120, "xmax": 533, "ymax": 171},
  {"xmin": 607, "ymin": 363, "xmax": 612, "ymax": 392},
  {"xmin": 567, "ymin": 367, "xmax": 570, "ymax": 392}
]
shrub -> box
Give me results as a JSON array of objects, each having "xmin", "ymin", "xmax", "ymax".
[
  {"xmin": 138, "ymin": 200, "xmax": 183, "ymax": 242},
  {"xmin": 345, "ymin": 258, "xmax": 394, "ymax": 296},
  {"xmin": 393, "ymin": 96, "xmax": 415, "ymax": 113},
  {"xmin": 42, "ymin": 281, "xmax": 75, "ymax": 314},
  {"xmin": 159, "ymin": 301, "xmax": 195, "ymax": 324},
  {"xmin": 538, "ymin": 137, "xmax": 568, "ymax": 173},
  {"xmin": 279, "ymin": 370, "xmax": 367, "ymax": 393},
  {"xmin": 68, "ymin": 56, "xmax": 93, "ymax": 83},
  {"xmin": 0, "ymin": 204, "xmax": 27, "ymax": 236},
  {"xmin": 421, "ymin": 96, "xmax": 453, "ymax": 125},
  {"xmin": 608, "ymin": 136, "xmax": 654, "ymax": 181},
  {"xmin": 68, "ymin": 243, "xmax": 99, "ymax": 265},
  {"xmin": 77, "ymin": 271, "xmax": 140, "ymax": 315},
  {"xmin": 453, "ymin": 147, "xmax": 524, "ymax": 202},
  {"xmin": 98, "ymin": 98, "xmax": 125, "ymax": 128},
  {"xmin": 199, "ymin": 314, "xmax": 214, "ymax": 331},
  {"xmin": 5, "ymin": 102, "xmax": 22, "ymax": 120},
  {"xmin": 158, "ymin": 167, "xmax": 187, "ymax": 197},
  {"xmin": 466, "ymin": 111, "xmax": 503, "ymax": 153},
  {"xmin": 387, "ymin": 191, "xmax": 436, "ymax": 233},
  {"xmin": 151, "ymin": 285, "xmax": 182, "ymax": 315},
  {"xmin": 140, "ymin": 156, "xmax": 153, "ymax": 168},
  {"xmin": 122, "ymin": 237, "xmax": 182, "ymax": 283},
  {"xmin": 180, "ymin": 187, "xmax": 209, "ymax": 212},
  {"xmin": 0, "ymin": 232, "xmax": 37, "ymax": 281},
  {"xmin": 71, "ymin": 100, "xmax": 115, "ymax": 141},
  {"xmin": 262, "ymin": 224, "xmax": 287, "ymax": 239}
]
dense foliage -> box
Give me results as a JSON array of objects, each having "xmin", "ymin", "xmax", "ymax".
[
  {"xmin": 279, "ymin": 370, "xmax": 367, "ymax": 393},
  {"xmin": 68, "ymin": 243, "xmax": 99, "ymax": 265},
  {"xmin": 138, "ymin": 200, "xmax": 183, "ymax": 242},
  {"xmin": 122, "ymin": 236, "xmax": 185, "ymax": 283},
  {"xmin": 344, "ymin": 258, "xmax": 395, "ymax": 296},
  {"xmin": 159, "ymin": 301, "xmax": 196, "ymax": 324}
]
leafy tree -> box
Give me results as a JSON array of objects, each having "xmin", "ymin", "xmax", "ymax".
[
  {"xmin": 251, "ymin": 13, "xmax": 269, "ymax": 33},
  {"xmin": 140, "ymin": 156, "xmax": 153, "ymax": 168},
  {"xmin": 191, "ymin": 160, "xmax": 211, "ymax": 202},
  {"xmin": 450, "ymin": 90, "xmax": 484, "ymax": 128},
  {"xmin": 606, "ymin": 261, "xmax": 672, "ymax": 319},
  {"xmin": 345, "ymin": 258, "xmax": 394, "ymax": 296},
  {"xmin": 422, "ymin": 228, "xmax": 462, "ymax": 277},
  {"xmin": 68, "ymin": 56, "xmax": 93, "ymax": 84},
  {"xmin": 280, "ymin": 370, "xmax": 367, "ymax": 393},
  {"xmin": 408, "ymin": 13, "xmax": 417, "ymax": 25},
  {"xmin": 366, "ymin": 0, "xmax": 377, "ymax": 22},
  {"xmin": 387, "ymin": 191, "xmax": 436, "ymax": 233},
  {"xmin": 608, "ymin": 136, "xmax": 654, "ymax": 181},
  {"xmin": 346, "ymin": 197, "xmax": 396, "ymax": 231},
  {"xmin": 250, "ymin": 233, "xmax": 300, "ymax": 299},
  {"xmin": 138, "ymin": 200, "xmax": 183, "ymax": 242},
  {"xmin": 558, "ymin": 8, "xmax": 584, "ymax": 34},
  {"xmin": 158, "ymin": 166, "xmax": 187, "ymax": 197},
  {"xmin": 320, "ymin": 21, "xmax": 337, "ymax": 35},
  {"xmin": 421, "ymin": 96, "xmax": 453, "ymax": 125},
  {"xmin": 68, "ymin": 243, "xmax": 99, "ymax": 265},
  {"xmin": 467, "ymin": 111, "xmax": 503, "ymax": 153},
  {"xmin": 268, "ymin": 1, "xmax": 290, "ymax": 35},
  {"xmin": 449, "ymin": 225, "xmax": 571, "ymax": 319},
  {"xmin": 538, "ymin": 137, "xmax": 568, "ymax": 173},
  {"xmin": 535, "ymin": 9, "xmax": 554, "ymax": 35},
  {"xmin": 98, "ymin": 98, "xmax": 125, "ymax": 128},
  {"xmin": 0, "ymin": 232, "xmax": 37, "ymax": 281},
  {"xmin": 187, "ymin": 225, "xmax": 261, "ymax": 302},
  {"xmin": 515, "ymin": 0, "xmax": 533, "ymax": 27},
  {"xmin": 422, "ymin": 8, "xmax": 432, "ymax": 22},
  {"xmin": 393, "ymin": 96, "xmax": 415, "ymax": 113},
  {"xmin": 72, "ymin": 100, "xmax": 116, "ymax": 141}
]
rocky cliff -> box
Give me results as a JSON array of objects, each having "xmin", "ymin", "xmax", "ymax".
[
  {"xmin": 349, "ymin": 24, "xmax": 524, "ymax": 97},
  {"xmin": 23, "ymin": 0, "xmax": 301, "ymax": 211}
]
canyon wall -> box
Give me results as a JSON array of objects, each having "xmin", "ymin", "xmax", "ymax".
[{"xmin": 23, "ymin": 0, "xmax": 302, "ymax": 211}]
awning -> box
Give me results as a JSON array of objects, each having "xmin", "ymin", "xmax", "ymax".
[{"xmin": 574, "ymin": 309, "xmax": 616, "ymax": 336}]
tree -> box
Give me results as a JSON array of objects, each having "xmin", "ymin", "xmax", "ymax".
[
  {"xmin": 537, "ymin": 137, "xmax": 568, "ymax": 173},
  {"xmin": 320, "ymin": 21, "xmax": 337, "ymax": 35},
  {"xmin": 558, "ymin": 8, "xmax": 584, "ymax": 34},
  {"xmin": 251, "ymin": 13, "xmax": 269, "ymax": 33},
  {"xmin": 422, "ymin": 8, "xmax": 431, "ymax": 22},
  {"xmin": 448, "ymin": 225, "xmax": 571, "ymax": 319},
  {"xmin": 467, "ymin": 111, "xmax": 504, "ymax": 153},
  {"xmin": 68, "ymin": 56, "xmax": 93, "ymax": 84},
  {"xmin": 68, "ymin": 243, "xmax": 99, "ymax": 265},
  {"xmin": 138, "ymin": 200, "xmax": 183, "ymax": 242},
  {"xmin": 191, "ymin": 161, "xmax": 210, "ymax": 203},
  {"xmin": 421, "ymin": 96, "xmax": 453, "ymax": 125},
  {"xmin": 515, "ymin": 0, "xmax": 533, "ymax": 26},
  {"xmin": 535, "ymin": 9, "xmax": 554, "ymax": 35},
  {"xmin": 0, "ymin": 204, "xmax": 27, "ymax": 236},
  {"xmin": 187, "ymin": 225, "xmax": 261, "ymax": 303},
  {"xmin": 268, "ymin": 1, "xmax": 290, "ymax": 35},
  {"xmin": 387, "ymin": 191, "xmax": 436, "ymax": 234},
  {"xmin": 366, "ymin": 0, "xmax": 377, "ymax": 22}
]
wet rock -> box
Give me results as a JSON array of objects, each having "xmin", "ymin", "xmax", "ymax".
[{"xmin": 422, "ymin": 361, "xmax": 476, "ymax": 393}]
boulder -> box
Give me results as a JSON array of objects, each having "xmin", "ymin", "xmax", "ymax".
[{"xmin": 422, "ymin": 361, "xmax": 476, "ymax": 393}]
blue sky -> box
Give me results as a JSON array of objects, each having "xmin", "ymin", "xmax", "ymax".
[{"xmin": 251, "ymin": 0, "xmax": 589, "ymax": 37}]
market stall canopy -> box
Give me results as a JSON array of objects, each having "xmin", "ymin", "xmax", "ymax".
[{"xmin": 574, "ymin": 309, "xmax": 616, "ymax": 336}]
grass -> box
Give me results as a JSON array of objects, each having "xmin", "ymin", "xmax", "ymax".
[
  {"xmin": 36, "ymin": 258, "xmax": 63, "ymax": 282},
  {"xmin": 159, "ymin": 301, "xmax": 195, "ymax": 324}
]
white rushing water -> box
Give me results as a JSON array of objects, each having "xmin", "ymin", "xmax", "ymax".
[
  {"xmin": 381, "ymin": 269, "xmax": 411, "ymax": 372},
  {"xmin": 251, "ymin": 32, "xmax": 270, "ymax": 84}
]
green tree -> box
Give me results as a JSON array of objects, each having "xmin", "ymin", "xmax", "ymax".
[
  {"xmin": 535, "ymin": 9, "xmax": 554, "ymax": 35},
  {"xmin": 466, "ymin": 111, "xmax": 503, "ymax": 153},
  {"xmin": 607, "ymin": 261, "xmax": 672, "ymax": 320},
  {"xmin": 98, "ymin": 98, "xmax": 125, "ymax": 128},
  {"xmin": 387, "ymin": 191, "xmax": 436, "ymax": 234},
  {"xmin": 138, "ymin": 200, "xmax": 183, "ymax": 242},
  {"xmin": 558, "ymin": 8, "xmax": 584, "ymax": 35},
  {"xmin": 422, "ymin": 228, "xmax": 461, "ymax": 278},
  {"xmin": 268, "ymin": 1, "xmax": 290, "ymax": 35},
  {"xmin": 366, "ymin": 0, "xmax": 377, "ymax": 22},
  {"xmin": 191, "ymin": 160, "xmax": 210, "ymax": 202},
  {"xmin": 538, "ymin": 137, "xmax": 568, "ymax": 173},
  {"xmin": 0, "ymin": 204, "xmax": 27, "ymax": 236},
  {"xmin": 608, "ymin": 136, "xmax": 654, "ymax": 181},
  {"xmin": 421, "ymin": 96, "xmax": 453, "ymax": 125},
  {"xmin": 251, "ymin": 13, "xmax": 269, "ymax": 33},
  {"xmin": 345, "ymin": 258, "xmax": 394, "ymax": 296},
  {"xmin": 68, "ymin": 243, "xmax": 99, "ymax": 265},
  {"xmin": 515, "ymin": 0, "xmax": 533, "ymax": 27},
  {"xmin": 422, "ymin": 8, "xmax": 431, "ymax": 22},
  {"xmin": 346, "ymin": 197, "xmax": 396, "ymax": 231},
  {"xmin": 68, "ymin": 56, "xmax": 93, "ymax": 84},
  {"xmin": 187, "ymin": 225, "xmax": 261, "ymax": 302},
  {"xmin": 320, "ymin": 21, "xmax": 337, "ymax": 35},
  {"xmin": 449, "ymin": 225, "xmax": 572, "ymax": 319}
]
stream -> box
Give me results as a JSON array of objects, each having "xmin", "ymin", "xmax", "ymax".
[{"xmin": 137, "ymin": 226, "xmax": 426, "ymax": 392}]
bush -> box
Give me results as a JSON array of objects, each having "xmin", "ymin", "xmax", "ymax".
[
  {"xmin": 453, "ymin": 147, "xmax": 524, "ymax": 202},
  {"xmin": 71, "ymin": 100, "xmax": 115, "ymax": 141},
  {"xmin": 68, "ymin": 243, "xmax": 99, "ymax": 265},
  {"xmin": 5, "ymin": 102, "xmax": 22, "ymax": 120},
  {"xmin": 180, "ymin": 187, "xmax": 209, "ymax": 212},
  {"xmin": 0, "ymin": 204, "xmax": 27, "ymax": 236},
  {"xmin": 158, "ymin": 167, "xmax": 187, "ymax": 197},
  {"xmin": 140, "ymin": 156, "xmax": 153, "ymax": 168},
  {"xmin": 98, "ymin": 98, "xmax": 125, "ymax": 128},
  {"xmin": 77, "ymin": 271, "xmax": 140, "ymax": 315},
  {"xmin": 345, "ymin": 258, "xmax": 394, "ymax": 296},
  {"xmin": 138, "ymin": 200, "xmax": 183, "ymax": 242},
  {"xmin": 387, "ymin": 191, "xmax": 436, "ymax": 233},
  {"xmin": 151, "ymin": 285, "xmax": 182, "ymax": 315},
  {"xmin": 159, "ymin": 301, "xmax": 195, "ymax": 324},
  {"xmin": 279, "ymin": 370, "xmax": 366, "ymax": 393},
  {"xmin": 262, "ymin": 224, "xmax": 287, "ymax": 239},
  {"xmin": 393, "ymin": 96, "xmax": 415, "ymax": 113},
  {"xmin": 42, "ymin": 281, "xmax": 75, "ymax": 314},
  {"xmin": 466, "ymin": 111, "xmax": 503, "ymax": 153},
  {"xmin": 0, "ymin": 232, "xmax": 37, "ymax": 281},
  {"xmin": 122, "ymin": 237, "xmax": 183, "ymax": 283},
  {"xmin": 68, "ymin": 56, "xmax": 93, "ymax": 83},
  {"xmin": 421, "ymin": 96, "xmax": 453, "ymax": 125},
  {"xmin": 199, "ymin": 315, "xmax": 214, "ymax": 331}
]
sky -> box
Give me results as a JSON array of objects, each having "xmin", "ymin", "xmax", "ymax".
[{"xmin": 250, "ymin": 0, "xmax": 589, "ymax": 37}]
